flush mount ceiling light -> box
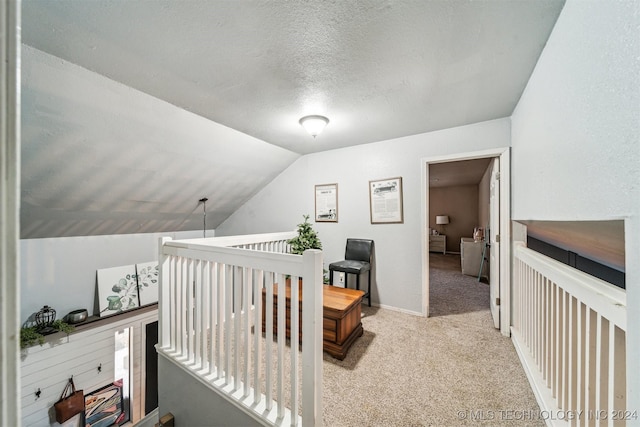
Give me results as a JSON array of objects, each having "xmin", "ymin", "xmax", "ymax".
[{"xmin": 299, "ymin": 115, "xmax": 329, "ymax": 138}]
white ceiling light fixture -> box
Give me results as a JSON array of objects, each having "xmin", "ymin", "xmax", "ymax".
[{"xmin": 299, "ymin": 115, "xmax": 329, "ymax": 138}]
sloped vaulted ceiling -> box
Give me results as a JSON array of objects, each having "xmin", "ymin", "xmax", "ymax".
[
  {"xmin": 20, "ymin": 0, "xmax": 565, "ymax": 238},
  {"xmin": 21, "ymin": 46, "xmax": 300, "ymax": 238}
]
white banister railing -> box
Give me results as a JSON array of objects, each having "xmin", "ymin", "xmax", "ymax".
[
  {"xmin": 157, "ymin": 232, "xmax": 323, "ymax": 426},
  {"xmin": 512, "ymin": 242, "xmax": 626, "ymax": 426}
]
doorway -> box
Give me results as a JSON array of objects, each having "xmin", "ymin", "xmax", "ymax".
[
  {"xmin": 421, "ymin": 148, "xmax": 511, "ymax": 336},
  {"xmin": 428, "ymin": 158, "xmax": 493, "ymax": 320}
]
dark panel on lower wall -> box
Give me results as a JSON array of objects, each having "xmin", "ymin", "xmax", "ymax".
[
  {"xmin": 527, "ymin": 237, "xmax": 570, "ymax": 265},
  {"xmin": 145, "ymin": 321, "xmax": 159, "ymax": 414},
  {"xmin": 575, "ymin": 256, "xmax": 625, "ymax": 289},
  {"xmin": 527, "ymin": 237, "xmax": 625, "ymax": 289}
]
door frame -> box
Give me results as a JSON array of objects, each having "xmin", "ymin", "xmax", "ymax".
[
  {"xmin": 421, "ymin": 147, "xmax": 511, "ymax": 336},
  {"xmin": 1, "ymin": 1, "xmax": 21, "ymax": 424}
]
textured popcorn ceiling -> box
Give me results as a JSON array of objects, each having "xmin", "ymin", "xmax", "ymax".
[
  {"xmin": 20, "ymin": 0, "xmax": 566, "ymax": 238},
  {"xmin": 22, "ymin": 0, "xmax": 565, "ymax": 154}
]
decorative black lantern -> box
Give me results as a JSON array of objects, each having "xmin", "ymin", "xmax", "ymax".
[{"xmin": 35, "ymin": 305, "xmax": 56, "ymax": 328}]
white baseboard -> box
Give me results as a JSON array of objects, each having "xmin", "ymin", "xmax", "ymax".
[{"xmin": 372, "ymin": 302, "xmax": 424, "ymax": 317}]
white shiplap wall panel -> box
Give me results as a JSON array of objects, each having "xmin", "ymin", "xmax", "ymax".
[
  {"xmin": 21, "ymin": 336, "xmax": 114, "ymax": 384},
  {"xmin": 21, "ymin": 309, "xmax": 157, "ymax": 426},
  {"xmin": 21, "ymin": 342, "xmax": 114, "ymax": 388},
  {"xmin": 21, "ymin": 359, "xmax": 115, "ymax": 408}
]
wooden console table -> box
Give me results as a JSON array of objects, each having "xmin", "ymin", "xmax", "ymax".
[{"xmin": 261, "ymin": 280, "xmax": 364, "ymax": 360}]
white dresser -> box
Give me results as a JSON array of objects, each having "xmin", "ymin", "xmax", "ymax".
[{"xmin": 429, "ymin": 234, "xmax": 446, "ymax": 254}]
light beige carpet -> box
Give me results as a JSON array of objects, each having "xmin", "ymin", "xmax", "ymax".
[
  {"xmin": 220, "ymin": 253, "xmax": 541, "ymax": 426},
  {"xmin": 320, "ymin": 253, "xmax": 543, "ymax": 426}
]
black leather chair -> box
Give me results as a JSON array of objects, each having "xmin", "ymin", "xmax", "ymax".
[{"xmin": 329, "ymin": 239, "xmax": 374, "ymax": 306}]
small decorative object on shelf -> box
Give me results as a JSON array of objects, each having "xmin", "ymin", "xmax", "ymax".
[
  {"xmin": 35, "ymin": 305, "xmax": 56, "ymax": 333},
  {"xmin": 474, "ymin": 227, "xmax": 485, "ymax": 242},
  {"xmin": 64, "ymin": 309, "xmax": 88, "ymax": 324},
  {"xmin": 20, "ymin": 306, "xmax": 75, "ymax": 348}
]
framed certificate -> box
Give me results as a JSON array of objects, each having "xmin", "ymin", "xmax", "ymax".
[
  {"xmin": 314, "ymin": 183, "xmax": 338, "ymax": 222},
  {"xmin": 369, "ymin": 177, "xmax": 403, "ymax": 224}
]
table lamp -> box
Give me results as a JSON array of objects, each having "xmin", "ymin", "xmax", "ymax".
[{"xmin": 436, "ymin": 215, "xmax": 450, "ymax": 235}]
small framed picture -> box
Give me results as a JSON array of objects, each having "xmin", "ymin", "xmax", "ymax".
[
  {"xmin": 369, "ymin": 177, "xmax": 404, "ymax": 224},
  {"xmin": 314, "ymin": 183, "xmax": 338, "ymax": 222}
]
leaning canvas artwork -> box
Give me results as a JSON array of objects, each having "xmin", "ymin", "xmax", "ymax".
[
  {"xmin": 84, "ymin": 380, "xmax": 125, "ymax": 427},
  {"xmin": 97, "ymin": 265, "xmax": 139, "ymax": 317},
  {"xmin": 136, "ymin": 261, "xmax": 159, "ymax": 306}
]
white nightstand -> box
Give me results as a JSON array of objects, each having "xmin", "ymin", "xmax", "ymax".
[{"xmin": 429, "ymin": 234, "xmax": 446, "ymax": 254}]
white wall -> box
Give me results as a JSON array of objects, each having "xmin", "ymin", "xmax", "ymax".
[
  {"xmin": 511, "ymin": 1, "xmax": 639, "ymax": 221},
  {"xmin": 510, "ymin": 0, "xmax": 639, "ymax": 413},
  {"xmin": 217, "ymin": 118, "xmax": 510, "ymax": 314},
  {"xmin": 20, "ymin": 230, "xmax": 208, "ymax": 322},
  {"xmin": 158, "ymin": 356, "xmax": 260, "ymax": 427}
]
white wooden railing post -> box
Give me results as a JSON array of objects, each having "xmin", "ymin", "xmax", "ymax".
[
  {"xmin": 158, "ymin": 237, "xmax": 172, "ymax": 349},
  {"xmin": 302, "ymin": 249, "xmax": 323, "ymax": 427}
]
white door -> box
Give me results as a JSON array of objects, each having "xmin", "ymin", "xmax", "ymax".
[{"xmin": 489, "ymin": 158, "xmax": 500, "ymax": 329}]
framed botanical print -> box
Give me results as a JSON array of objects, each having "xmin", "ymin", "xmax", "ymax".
[
  {"xmin": 97, "ymin": 265, "xmax": 139, "ymax": 317},
  {"xmin": 136, "ymin": 261, "xmax": 159, "ymax": 306}
]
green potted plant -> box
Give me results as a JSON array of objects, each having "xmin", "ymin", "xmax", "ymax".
[
  {"xmin": 287, "ymin": 215, "xmax": 330, "ymax": 283},
  {"xmin": 20, "ymin": 316, "xmax": 75, "ymax": 349},
  {"xmin": 20, "ymin": 326, "xmax": 45, "ymax": 348},
  {"xmin": 287, "ymin": 214, "xmax": 322, "ymax": 254}
]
